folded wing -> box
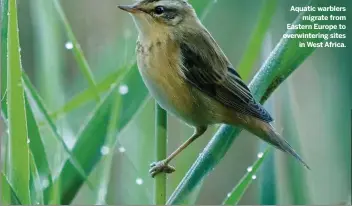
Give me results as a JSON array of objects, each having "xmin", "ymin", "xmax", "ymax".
[{"xmin": 179, "ymin": 30, "xmax": 273, "ymax": 123}]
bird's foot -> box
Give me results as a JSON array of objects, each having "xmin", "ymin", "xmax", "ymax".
[{"xmin": 149, "ymin": 160, "xmax": 175, "ymax": 178}]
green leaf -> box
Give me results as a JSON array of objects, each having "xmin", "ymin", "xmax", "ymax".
[
  {"xmin": 22, "ymin": 73, "xmax": 92, "ymax": 190},
  {"xmin": 24, "ymin": 91, "xmax": 56, "ymax": 204},
  {"xmin": 24, "ymin": 93, "xmax": 52, "ymax": 182},
  {"xmin": 222, "ymin": 147, "xmax": 270, "ymax": 205},
  {"xmin": 1, "ymin": 173, "xmax": 21, "ymax": 205},
  {"xmin": 6, "ymin": 0, "xmax": 30, "ymax": 203},
  {"xmin": 29, "ymin": 153, "xmax": 44, "ymax": 204},
  {"xmin": 94, "ymin": 94, "xmax": 121, "ymax": 204},
  {"xmin": 167, "ymin": 1, "xmax": 333, "ymax": 203},
  {"xmin": 1, "ymin": 0, "xmax": 8, "ymax": 117},
  {"xmin": 47, "ymin": 179, "xmax": 61, "ymax": 205},
  {"xmin": 50, "ymin": 67, "xmax": 129, "ymax": 120},
  {"xmin": 259, "ymin": 148, "xmax": 277, "ymax": 204},
  {"xmin": 51, "ymin": 65, "xmax": 149, "ymax": 204},
  {"xmin": 56, "ymin": 89, "xmax": 117, "ymax": 204},
  {"xmin": 237, "ymin": 0, "xmax": 278, "ymax": 80},
  {"xmin": 52, "ymin": 0, "xmax": 100, "ymax": 102}
]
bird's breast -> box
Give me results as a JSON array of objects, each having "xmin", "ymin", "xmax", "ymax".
[{"xmin": 136, "ymin": 39, "xmax": 209, "ymax": 126}]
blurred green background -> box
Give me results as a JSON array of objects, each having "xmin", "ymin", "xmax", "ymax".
[{"xmin": 1, "ymin": 0, "xmax": 351, "ymax": 205}]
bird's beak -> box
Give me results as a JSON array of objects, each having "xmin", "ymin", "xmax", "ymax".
[{"xmin": 118, "ymin": 5, "xmax": 140, "ymax": 13}]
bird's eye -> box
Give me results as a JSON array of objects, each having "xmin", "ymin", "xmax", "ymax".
[{"xmin": 154, "ymin": 6, "xmax": 165, "ymax": 15}]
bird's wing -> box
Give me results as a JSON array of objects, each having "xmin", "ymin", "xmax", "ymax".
[{"xmin": 179, "ymin": 31, "xmax": 273, "ymax": 123}]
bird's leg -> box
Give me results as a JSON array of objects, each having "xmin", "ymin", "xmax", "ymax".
[{"xmin": 149, "ymin": 126, "xmax": 207, "ymax": 177}]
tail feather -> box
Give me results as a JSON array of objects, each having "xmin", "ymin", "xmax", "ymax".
[
  {"xmin": 235, "ymin": 114, "xmax": 310, "ymax": 170},
  {"xmin": 262, "ymin": 124, "xmax": 311, "ymax": 170}
]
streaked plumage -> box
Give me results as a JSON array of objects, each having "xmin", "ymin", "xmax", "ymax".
[{"xmin": 118, "ymin": 0, "xmax": 309, "ymax": 177}]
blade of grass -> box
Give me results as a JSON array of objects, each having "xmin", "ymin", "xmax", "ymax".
[
  {"xmin": 47, "ymin": 179, "xmax": 61, "ymax": 205},
  {"xmin": 237, "ymin": 0, "xmax": 278, "ymax": 80},
  {"xmin": 50, "ymin": 65, "xmax": 149, "ymax": 204},
  {"xmin": 259, "ymin": 144, "xmax": 276, "ymax": 205},
  {"xmin": 50, "ymin": 67, "xmax": 129, "ymax": 120},
  {"xmin": 1, "ymin": 173, "xmax": 21, "ymax": 205},
  {"xmin": 95, "ymin": 94, "xmax": 121, "ymax": 204},
  {"xmin": 55, "ymin": 88, "xmax": 118, "ymax": 204},
  {"xmin": 222, "ymin": 147, "xmax": 271, "ymax": 205},
  {"xmin": 1, "ymin": 0, "xmax": 8, "ymax": 117},
  {"xmin": 29, "ymin": 153, "xmax": 44, "ymax": 204},
  {"xmin": 167, "ymin": 1, "xmax": 333, "ymax": 203},
  {"xmin": 24, "ymin": 93, "xmax": 54, "ymax": 204},
  {"xmin": 24, "ymin": 94, "xmax": 52, "ymax": 182},
  {"xmin": 155, "ymin": 103, "xmax": 167, "ymax": 204},
  {"xmin": 7, "ymin": 0, "xmax": 30, "ymax": 203},
  {"xmin": 22, "ymin": 73, "xmax": 93, "ymax": 189},
  {"xmin": 52, "ymin": 0, "xmax": 100, "ymax": 102}
]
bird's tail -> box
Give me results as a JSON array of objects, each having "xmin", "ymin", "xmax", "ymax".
[{"xmin": 250, "ymin": 121, "xmax": 310, "ymax": 170}]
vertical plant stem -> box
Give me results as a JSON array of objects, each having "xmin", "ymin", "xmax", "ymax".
[
  {"xmin": 154, "ymin": 103, "xmax": 167, "ymax": 204},
  {"xmin": 7, "ymin": 0, "xmax": 30, "ymax": 203}
]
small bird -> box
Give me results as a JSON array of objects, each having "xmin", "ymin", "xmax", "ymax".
[{"xmin": 118, "ymin": 0, "xmax": 310, "ymax": 177}]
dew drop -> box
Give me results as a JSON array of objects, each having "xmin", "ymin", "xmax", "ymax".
[
  {"xmin": 65, "ymin": 42, "xmax": 73, "ymax": 50},
  {"xmin": 227, "ymin": 193, "xmax": 231, "ymax": 197},
  {"xmin": 251, "ymin": 175, "xmax": 257, "ymax": 180},
  {"xmin": 247, "ymin": 166, "xmax": 253, "ymax": 172},
  {"xmin": 119, "ymin": 84, "xmax": 129, "ymax": 95},
  {"xmin": 41, "ymin": 177, "xmax": 49, "ymax": 188},
  {"xmin": 136, "ymin": 178, "xmax": 143, "ymax": 185},
  {"xmin": 100, "ymin": 146, "xmax": 110, "ymax": 155},
  {"xmin": 257, "ymin": 152, "xmax": 264, "ymax": 158},
  {"xmin": 27, "ymin": 139, "xmax": 30, "ymax": 144},
  {"xmin": 118, "ymin": 146, "xmax": 126, "ymax": 153}
]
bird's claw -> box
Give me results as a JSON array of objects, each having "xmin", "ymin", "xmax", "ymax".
[{"xmin": 149, "ymin": 160, "xmax": 176, "ymax": 178}]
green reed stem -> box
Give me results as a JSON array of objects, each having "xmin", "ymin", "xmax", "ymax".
[{"xmin": 154, "ymin": 103, "xmax": 167, "ymax": 204}]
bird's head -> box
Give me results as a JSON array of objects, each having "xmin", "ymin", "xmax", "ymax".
[{"xmin": 118, "ymin": 0, "xmax": 199, "ymax": 37}]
